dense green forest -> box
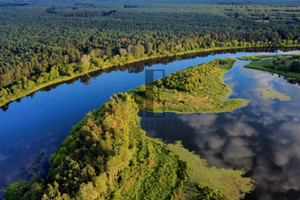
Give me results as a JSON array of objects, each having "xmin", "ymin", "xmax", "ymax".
[
  {"xmin": 223, "ymin": 6, "xmax": 300, "ymax": 21},
  {"xmin": 241, "ymin": 54, "xmax": 300, "ymax": 79},
  {"xmin": 130, "ymin": 58, "xmax": 248, "ymax": 113},
  {"xmin": 5, "ymin": 92, "xmax": 253, "ymax": 200},
  {"xmin": 0, "ymin": 0, "xmax": 300, "ymax": 107}
]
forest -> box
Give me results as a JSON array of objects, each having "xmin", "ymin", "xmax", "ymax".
[
  {"xmin": 0, "ymin": 0, "xmax": 300, "ymax": 107},
  {"xmin": 223, "ymin": 6, "xmax": 300, "ymax": 21},
  {"xmin": 5, "ymin": 93, "xmax": 253, "ymax": 200}
]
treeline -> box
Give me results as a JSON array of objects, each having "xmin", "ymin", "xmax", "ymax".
[
  {"xmin": 242, "ymin": 54, "xmax": 300, "ymax": 80},
  {"xmin": 266, "ymin": 55, "xmax": 300, "ymax": 73},
  {"xmin": 0, "ymin": 2, "xmax": 300, "ymax": 91},
  {"xmin": 162, "ymin": 58, "xmax": 234, "ymax": 92},
  {"xmin": 0, "ymin": 35, "xmax": 298, "ymax": 107},
  {"xmin": 43, "ymin": 7, "xmax": 117, "ymax": 17}
]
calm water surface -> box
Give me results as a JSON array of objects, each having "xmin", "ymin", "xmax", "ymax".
[
  {"xmin": 0, "ymin": 49, "xmax": 299, "ymax": 199},
  {"xmin": 142, "ymin": 58, "xmax": 300, "ymax": 200}
]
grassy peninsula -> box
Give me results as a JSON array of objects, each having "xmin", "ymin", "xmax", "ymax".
[
  {"xmin": 241, "ymin": 54, "xmax": 300, "ymax": 80},
  {"xmin": 130, "ymin": 58, "xmax": 248, "ymax": 113}
]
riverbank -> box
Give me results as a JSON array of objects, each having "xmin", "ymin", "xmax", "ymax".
[
  {"xmin": 241, "ymin": 54, "xmax": 300, "ymax": 80},
  {"xmin": 1, "ymin": 45, "xmax": 299, "ymax": 108}
]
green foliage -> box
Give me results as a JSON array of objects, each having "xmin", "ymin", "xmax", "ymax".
[
  {"xmin": 290, "ymin": 61, "xmax": 300, "ymax": 72},
  {"xmin": 80, "ymin": 55, "xmax": 91, "ymax": 72},
  {"xmin": 93, "ymin": 173, "xmax": 108, "ymax": 197},
  {"xmin": 239, "ymin": 55, "xmax": 274, "ymax": 61},
  {"xmin": 223, "ymin": 5, "xmax": 300, "ymax": 22},
  {"xmin": 196, "ymin": 185, "xmax": 227, "ymax": 200},
  {"xmin": 79, "ymin": 182, "xmax": 98, "ymax": 200},
  {"xmin": 165, "ymin": 141, "xmax": 254, "ymax": 200},
  {"xmin": 49, "ymin": 67, "xmax": 60, "ymax": 81},
  {"xmin": 163, "ymin": 58, "xmax": 234, "ymax": 92},
  {"xmin": 130, "ymin": 58, "xmax": 248, "ymax": 113},
  {"xmin": 132, "ymin": 44, "xmax": 145, "ymax": 59},
  {"xmin": 5, "ymin": 174, "xmax": 44, "ymax": 200},
  {"xmin": 5, "ymin": 181, "xmax": 31, "ymax": 200},
  {"xmin": 243, "ymin": 54, "xmax": 300, "ymax": 79}
]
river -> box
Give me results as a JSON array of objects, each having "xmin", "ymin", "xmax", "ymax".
[{"xmin": 0, "ymin": 48, "xmax": 299, "ymax": 199}]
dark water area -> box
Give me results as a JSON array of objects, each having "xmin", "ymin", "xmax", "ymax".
[
  {"xmin": 0, "ymin": 48, "xmax": 299, "ymax": 199},
  {"xmin": 142, "ymin": 59, "xmax": 300, "ymax": 200}
]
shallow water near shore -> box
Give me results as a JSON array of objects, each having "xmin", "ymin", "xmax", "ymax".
[{"xmin": 142, "ymin": 58, "xmax": 300, "ymax": 200}]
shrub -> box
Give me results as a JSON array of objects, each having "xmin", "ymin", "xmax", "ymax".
[{"xmin": 5, "ymin": 181, "xmax": 30, "ymax": 200}]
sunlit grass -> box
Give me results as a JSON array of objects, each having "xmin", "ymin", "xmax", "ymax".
[
  {"xmin": 159, "ymin": 141, "xmax": 254, "ymax": 200},
  {"xmin": 130, "ymin": 58, "xmax": 248, "ymax": 113}
]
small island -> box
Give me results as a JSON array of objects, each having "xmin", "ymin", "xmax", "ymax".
[{"xmin": 240, "ymin": 54, "xmax": 300, "ymax": 80}]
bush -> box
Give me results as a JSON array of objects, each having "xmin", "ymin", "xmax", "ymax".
[
  {"xmin": 5, "ymin": 181, "xmax": 30, "ymax": 200},
  {"xmin": 196, "ymin": 185, "xmax": 226, "ymax": 200},
  {"xmin": 290, "ymin": 61, "xmax": 300, "ymax": 72}
]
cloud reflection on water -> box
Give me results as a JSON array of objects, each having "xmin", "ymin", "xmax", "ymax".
[{"xmin": 143, "ymin": 59, "xmax": 300, "ymax": 199}]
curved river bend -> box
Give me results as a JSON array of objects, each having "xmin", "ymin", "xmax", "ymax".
[{"xmin": 0, "ymin": 49, "xmax": 299, "ymax": 200}]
